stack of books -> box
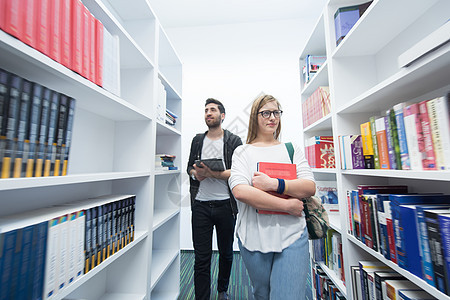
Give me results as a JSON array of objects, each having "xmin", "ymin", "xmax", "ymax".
[
  {"xmin": 165, "ymin": 109, "xmax": 178, "ymax": 127},
  {"xmin": 334, "ymin": 1, "xmax": 373, "ymax": 46},
  {"xmin": 1, "ymin": 0, "xmax": 121, "ymax": 96},
  {"xmin": 311, "ymin": 263, "xmax": 345, "ymax": 300},
  {"xmin": 302, "ymin": 55, "xmax": 326, "ymax": 86},
  {"xmin": 302, "ymin": 86, "xmax": 331, "ymax": 128},
  {"xmin": 305, "ymin": 136, "xmax": 335, "ymax": 169},
  {"xmin": 155, "ymin": 154, "xmax": 177, "ymax": 171},
  {"xmin": 0, "ymin": 68, "xmax": 76, "ymax": 178},
  {"xmin": 339, "ymin": 93, "xmax": 450, "ymax": 171}
]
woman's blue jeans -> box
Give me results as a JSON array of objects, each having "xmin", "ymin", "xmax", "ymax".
[{"xmin": 238, "ymin": 229, "xmax": 310, "ymax": 300}]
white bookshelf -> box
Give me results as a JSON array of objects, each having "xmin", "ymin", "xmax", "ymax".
[
  {"xmin": 300, "ymin": 0, "xmax": 450, "ymax": 299},
  {"xmin": 0, "ymin": 0, "xmax": 182, "ymax": 299}
]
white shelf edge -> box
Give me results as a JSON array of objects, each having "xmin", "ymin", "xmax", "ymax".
[
  {"xmin": 54, "ymin": 231, "xmax": 148, "ymax": 300},
  {"xmin": 348, "ymin": 235, "xmax": 450, "ymax": 300},
  {"xmin": 303, "ymin": 113, "xmax": 333, "ymax": 133},
  {"xmin": 317, "ymin": 261, "xmax": 347, "ymax": 298},
  {"xmin": 328, "ymin": 214, "xmax": 342, "ymax": 232},
  {"xmin": 97, "ymin": 293, "xmax": 145, "ymax": 300},
  {"xmin": 0, "ymin": 31, "xmax": 151, "ymax": 121},
  {"xmin": 153, "ymin": 209, "xmax": 180, "ymax": 231},
  {"xmin": 340, "ymin": 169, "xmax": 450, "ymax": 182},
  {"xmin": 301, "ymin": 60, "xmax": 329, "ymax": 96},
  {"xmin": 156, "ymin": 121, "xmax": 181, "ymax": 136},
  {"xmin": 150, "ymin": 291, "xmax": 179, "ymax": 300},
  {"xmin": 0, "ymin": 171, "xmax": 151, "ymax": 191},
  {"xmin": 154, "ymin": 170, "xmax": 181, "ymax": 176},
  {"xmin": 150, "ymin": 249, "xmax": 180, "ymax": 290},
  {"xmin": 312, "ymin": 168, "xmax": 337, "ymax": 174}
]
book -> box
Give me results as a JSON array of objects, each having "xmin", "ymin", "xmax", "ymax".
[
  {"xmin": 43, "ymin": 217, "xmax": 60, "ymax": 299},
  {"xmin": 29, "ymin": 221, "xmax": 48, "ymax": 300},
  {"xmin": 95, "ymin": 18, "xmax": 104, "ymax": 86},
  {"xmin": 426, "ymin": 98, "xmax": 444, "ymax": 170},
  {"xmin": 61, "ymin": 97, "xmax": 75, "ymax": 176},
  {"xmin": 0, "ymin": 229, "xmax": 18, "ymax": 299},
  {"xmin": 60, "ymin": 0, "xmax": 72, "ymax": 69},
  {"xmin": 25, "ymin": 83, "xmax": 43, "ymax": 177},
  {"xmin": 49, "ymin": 0, "xmax": 61, "ymax": 63},
  {"xmin": 369, "ymin": 116, "xmax": 381, "ymax": 169},
  {"xmin": 359, "ymin": 261, "xmax": 390, "ymax": 300},
  {"xmin": 0, "ymin": 70, "xmax": 12, "ymax": 178},
  {"xmin": 403, "ymin": 103, "xmax": 423, "ymax": 170},
  {"xmin": 424, "ymin": 209, "xmax": 450, "ymax": 294},
  {"xmin": 361, "ymin": 194, "xmax": 379, "ymax": 251},
  {"xmin": 43, "ymin": 91, "xmax": 59, "ymax": 177},
  {"xmin": 363, "ymin": 266, "xmax": 391, "ymax": 300},
  {"xmin": 34, "ymin": 87, "xmax": 52, "ymax": 177},
  {"xmin": 351, "ymin": 266, "xmax": 363, "ymax": 300},
  {"xmin": 343, "ymin": 135, "xmax": 365, "ymax": 169},
  {"xmin": 334, "ymin": 2, "xmax": 372, "ymax": 46},
  {"xmin": 3, "ymin": 0, "xmax": 22, "ymax": 40},
  {"xmin": 88, "ymin": 12, "xmax": 96, "ymax": 83},
  {"xmin": 385, "ymin": 280, "xmax": 420, "ymax": 300},
  {"xmin": 360, "ymin": 121, "xmax": 375, "ymax": 169},
  {"xmin": 81, "ymin": 4, "xmax": 90, "ymax": 79},
  {"xmin": 375, "ymin": 117, "xmax": 390, "ymax": 169},
  {"xmin": 418, "ymin": 100, "xmax": 437, "ymax": 169},
  {"xmin": 434, "ymin": 95, "xmax": 450, "ymax": 170},
  {"xmin": 416, "ymin": 205, "xmax": 450, "ymax": 287},
  {"xmin": 21, "ymin": 0, "xmax": 37, "ymax": 48},
  {"xmin": 388, "ymin": 108, "xmax": 402, "ymax": 169},
  {"xmin": 256, "ymin": 162, "xmax": 297, "ymax": 214},
  {"xmin": 53, "ymin": 94, "xmax": 68, "ymax": 176},
  {"xmin": 36, "ymin": 0, "xmax": 50, "ymax": 57},
  {"xmin": 71, "ymin": 0, "xmax": 83, "ymax": 75},
  {"xmin": 374, "ymin": 271, "xmax": 404, "ymax": 300},
  {"xmin": 315, "ymin": 181, "xmax": 338, "ymax": 214},
  {"xmin": 385, "ymin": 111, "xmax": 396, "ymax": 170},
  {"xmin": 305, "ymin": 136, "xmax": 335, "ymax": 169},
  {"xmin": 438, "ymin": 213, "xmax": 450, "ymax": 294},
  {"xmin": 398, "ymin": 289, "xmax": 435, "ymax": 300},
  {"xmin": 377, "ymin": 194, "xmax": 392, "ymax": 260},
  {"xmin": 393, "ymin": 103, "xmax": 411, "ymax": 170}
]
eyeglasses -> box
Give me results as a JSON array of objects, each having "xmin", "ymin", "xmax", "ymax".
[{"xmin": 258, "ymin": 110, "xmax": 283, "ymax": 119}]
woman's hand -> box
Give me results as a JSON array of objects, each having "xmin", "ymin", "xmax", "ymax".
[
  {"xmin": 252, "ymin": 172, "xmax": 278, "ymax": 192},
  {"xmin": 285, "ymin": 198, "xmax": 304, "ymax": 217}
]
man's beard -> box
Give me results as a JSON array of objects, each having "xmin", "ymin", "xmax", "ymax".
[{"xmin": 206, "ymin": 117, "xmax": 221, "ymax": 129}]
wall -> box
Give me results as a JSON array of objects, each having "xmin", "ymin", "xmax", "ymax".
[{"xmin": 166, "ymin": 18, "xmax": 319, "ymax": 250}]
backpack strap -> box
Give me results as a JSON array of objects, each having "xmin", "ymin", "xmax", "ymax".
[{"xmin": 285, "ymin": 142, "xmax": 294, "ymax": 164}]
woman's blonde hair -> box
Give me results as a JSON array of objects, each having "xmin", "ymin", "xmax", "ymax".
[{"xmin": 246, "ymin": 94, "xmax": 282, "ymax": 144}]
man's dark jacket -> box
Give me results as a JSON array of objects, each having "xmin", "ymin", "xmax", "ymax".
[{"xmin": 187, "ymin": 129, "xmax": 242, "ymax": 215}]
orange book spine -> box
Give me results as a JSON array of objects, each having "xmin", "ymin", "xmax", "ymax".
[{"xmin": 375, "ymin": 117, "xmax": 390, "ymax": 169}]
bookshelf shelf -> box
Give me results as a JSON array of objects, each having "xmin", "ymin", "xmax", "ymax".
[
  {"xmin": 312, "ymin": 168, "xmax": 337, "ymax": 174},
  {"xmin": 328, "ymin": 214, "xmax": 342, "ymax": 233},
  {"xmin": 0, "ymin": 0, "xmax": 181, "ymax": 298},
  {"xmin": 318, "ymin": 262, "xmax": 347, "ymax": 298},
  {"xmin": 301, "ymin": 61, "xmax": 329, "ymax": 96},
  {"xmin": 348, "ymin": 235, "xmax": 450, "ymax": 300},
  {"xmin": 300, "ymin": 1, "xmax": 450, "ymax": 299}
]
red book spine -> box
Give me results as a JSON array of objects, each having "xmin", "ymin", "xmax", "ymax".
[
  {"xmin": 314, "ymin": 141, "xmax": 335, "ymax": 168},
  {"xmin": 60, "ymin": 0, "xmax": 71, "ymax": 68},
  {"xmin": 36, "ymin": 0, "xmax": 50, "ymax": 56},
  {"xmin": 95, "ymin": 18, "xmax": 103, "ymax": 86},
  {"xmin": 419, "ymin": 100, "xmax": 437, "ymax": 170},
  {"xmin": 49, "ymin": 0, "xmax": 61, "ymax": 62},
  {"xmin": 71, "ymin": 0, "xmax": 83, "ymax": 75},
  {"xmin": 88, "ymin": 12, "xmax": 96, "ymax": 83},
  {"xmin": 81, "ymin": 4, "xmax": 90, "ymax": 79},
  {"xmin": 21, "ymin": 0, "xmax": 37, "ymax": 48},
  {"xmin": 386, "ymin": 218, "xmax": 397, "ymax": 263},
  {"xmin": 4, "ymin": 0, "xmax": 22, "ymax": 39},
  {"xmin": 0, "ymin": 0, "xmax": 5, "ymax": 30}
]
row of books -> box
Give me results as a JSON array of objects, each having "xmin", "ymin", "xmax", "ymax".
[
  {"xmin": 0, "ymin": 194, "xmax": 135, "ymax": 300},
  {"xmin": 155, "ymin": 154, "xmax": 177, "ymax": 171},
  {"xmin": 302, "ymin": 86, "xmax": 331, "ymax": 128},
  {"xmin": 0, "ymin": 0, "xmax": 121, "ymax": 96},
  {"xmin": 305, "ymin": 135, "xmax": 336, "ymax": 169},
  {"xmin": 0, "ymin": 69, "xmax": 76, "ymax": 178},
  {"xmin": 311, "ymin": 230, "xmax": 345, "ymax": 284},
  {"xmin": 347, "ymin": 185, "xmax": 450, "ymax": 295},
  {"xmin": 312, "ymin": 264, "xmax": 346, "ymax": 300},
  {"xmin": 301, "ymin": 55, "xmax": 326, "ymax": 87},
  {"xmin": 353, "ymin": 260, "xmax": 436, "ymax": 300},
  {"xmin": 340, "ymin": 93, "xmax": 450, "ymax": 171},
  {"xmin": 334, "ymin": 1, "xmax": 373, "ymax": 46}
]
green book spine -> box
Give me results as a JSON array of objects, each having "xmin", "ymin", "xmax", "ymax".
[
  {"xmin": 369, "ymin": 116, "xmax": 380, "ymax": 169},
  {"xmin": 388, "ymin": 109, "xmax": 402, "ymax": 170}
]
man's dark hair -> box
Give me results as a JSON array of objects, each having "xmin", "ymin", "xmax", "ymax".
[{"xmin": 205, "ymin": 98, "xmax": 225, "ymax": 115}]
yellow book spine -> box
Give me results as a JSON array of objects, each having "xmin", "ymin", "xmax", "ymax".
[
  {"xmin": 1, "ymin": 157, "xmax": 11, "ymax": 178},
  {"xmin": 35, "ymin": 158, "xmax": 43, "ymax": 177},
  {"xmin": 13, "ymin": 157, "xmax": 22, "ymax": 178},
  {"xmin": 26, "ymin": 159, "xmax": 34, "ymax": 177}
]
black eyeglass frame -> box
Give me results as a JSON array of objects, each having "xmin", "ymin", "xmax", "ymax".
[{"xmin": 257, "ymin": 110, "xmax": 283, "ymax": 118}]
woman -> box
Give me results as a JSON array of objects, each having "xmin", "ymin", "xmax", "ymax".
[{"xmin": 229, "ymin": 94, "xmax": 316, "ymax": 300}]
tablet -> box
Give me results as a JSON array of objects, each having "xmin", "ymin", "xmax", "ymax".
[{"xmin": 195, "ymin": 158, "xmax": 226, "ymax": 171}]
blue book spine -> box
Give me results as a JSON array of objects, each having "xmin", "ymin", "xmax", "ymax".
[
  {"xmin": 417, "ymin": 206, "xmax": 437, "ymax": 286},
  {"xmin": 384, "ymin": 115, "xmax": 397, "ymax": 170},
  {"xmin": 352, "ymin": 190, "xmax": 361, "ymax": 240},
  {"xmin": 397, "ymin": 205, "xmax": 423, "ymax": 278},
  {"xmin": 393, "ymin": 103, "xmax": 410, "ymax": 170},
  {"xmin": 16, "ymin": 225, "xmax": 34, "ymax": 300},
  {"xmin": 0, "ymin": 230, "xmax": 17, "ymax": 300},
  {"xmin": 376, "ymin": 194, "xmax": 390, "ymax": 260},
  {"xmin": 31, "ymin": 221, "xmax": 48, "ymax": 300},
  {"xmin": 438, "ymin": 214, "xmax": 450, "ymax": 294},
  {"xmin": 425, "ymin": 211, "xmax": 447, "ymax": 293}
]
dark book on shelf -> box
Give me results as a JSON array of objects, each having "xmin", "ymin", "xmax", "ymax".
[
  {"xmin": 43, "ymin": 91, "xmax": 60, "ymax": 177},
  {"xmin": 374, "ymin": 271, "xmax": 404, "ymax": 300},
  {"xmin": 438, "ymin": 213, "xmax": 450, "ymax": 294},
  {"xmin": 34, "ymin": 87, "xmax": 52, "ymax": 177},
  {"xmin": 387, "ymin": 108, "xmax": 402, "ymax": 170},
  {"xmin": 53, "ymin": 94, "xmax": 68, "ymax": 176},
  {"xmin": 25, "ymin": 83, "xmax": 43, "ymax": 178}
]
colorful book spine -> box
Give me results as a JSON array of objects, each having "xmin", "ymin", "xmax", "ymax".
[
  {"xmin": 419, "ymin": 100, "xmax": 437, "ymax": 170},
  {"xmin": 36, "ymin": 0, "xmax": 50, "ymax": 57},
  {"xmin": 25, "ymin": 83, "xmax": 43, "ymax": 177},
  {"xmin": 375, "ymin": 117, "xmax": 390, "ymax": 169},
  {"xmin": 60, "ymin": 0, "xmax": 72, "ymax": 69},
  {"xmin": 385, "ymin": 112, "xmax": 397, "ymax": 170},
  {"xmin": 34, "ymin": 88, "xmax": 51, "ymax": 177},
  {"xmin": 71, "ymin": 0, "xmax": 83, "ymax": 75},
  {"xmin": 438, "ymin": 214, "xmax": 450, "ymax": 293},
  {"xmin": 403, "ymin": 103, "xmax": 423, "ymax": 170},
  {"xmin": 21, "ymin": 0, "xmax": 37, "ymax": 48},
  {"xmin": 49, "ymin": 0, "xmax": 61, "ymax": 63},
  {"xmin": 369, "ymin": 116, "xmax": 381, "ymax": 169},
  {"xmin": 435, "ymin": 95, "xmax": 450, "ymax": 170},
  {"xmin": 393, "ymin": 103, "xmax": 410, "ymax": 170},
  {"xmin": 360, "ymin": 122, "xmax": 375, "ymax": 169},
  {"xmin": 427, "ymin": 98, "xmax": 445, "ymax": 170}
]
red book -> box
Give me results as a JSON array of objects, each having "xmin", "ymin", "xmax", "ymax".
[
  {"xmin": 95, "ymin": 18, "xmax": 104, "ymax": 86},
  {"xmin": 49, "ymin": 0, "xmax": 61, "ymax": 62},
  {"xmin": 88, "ymin": 12, "xmax": 96, "ymax": 83},
  {"xmin": 256, "ymin": 162, "xmax": 297, "ymax": 215},
  {"xmin": 375, "ymin": 116, "xmax": 390, "ymax": 169},
  {"xmin": 81, "ymin": 4, "xmax": 90, "ymax": 79},
  {"xmin": 60, "ymin": 0, "xmax": 72, "ymax": 68},
  {"xmin": 36, "ymin": 0, "xmax": 50, "ymax": 56},
  {"xmin": 71, "ymin": 0, "xmax": 83, "ymax": 75},
  {"xmin": 21, "ymin": 0, "xmax": 37, "ymax": 48},
  {"xmin": 0, "ymin": 0, "xmax": 5, "ymax": 30},
  {"xmin": 418, "ymin": 100, "xmax": 437, "ymax": 170},
  {"xmin": 386, "ymin": 217, "xmax": 397, "ymax": 263},
  {"xmin": 4, "ymin": 0, "xmax": 22, "ymax": 39}
]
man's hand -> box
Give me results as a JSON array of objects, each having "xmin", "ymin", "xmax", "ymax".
[
  {"xmin": 193, "ymin": 163, "xmax": 210, "ymax": 181},
  {"xmin": 252, "ymin": 172, "xmax": 278, "ymax": 192}
]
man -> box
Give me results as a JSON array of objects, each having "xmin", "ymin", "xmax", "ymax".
[{"xmin": 187, "ymin": 98, "xmax": 243, "ymax": 300}]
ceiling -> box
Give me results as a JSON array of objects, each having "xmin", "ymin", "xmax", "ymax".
[{"xmin": 148, "ymin": 0, "xmax": 328, "ymax": 28}]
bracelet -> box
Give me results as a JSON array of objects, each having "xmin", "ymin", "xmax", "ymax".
[{"xmin": 276, "ymin": 178, "xmax": 285, "ymax": 194}]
